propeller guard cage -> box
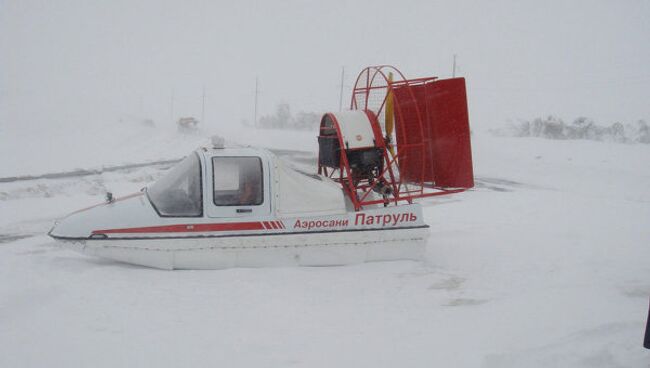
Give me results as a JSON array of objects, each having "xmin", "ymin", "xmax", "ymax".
[{"xmin": 318, "ymin": 65, "xmax": 474, "ymax": 211}]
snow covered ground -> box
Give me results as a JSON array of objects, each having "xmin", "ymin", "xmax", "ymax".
[
  {"xmin": 0, "ymin": 121, "xmax": 318, "ymax": 177},
  {"xmin": 1, "ymin": 128, "xmax": 649, "ymax": 367}
]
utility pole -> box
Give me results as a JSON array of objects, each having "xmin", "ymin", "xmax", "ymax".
[
  {"xmin": 201, "ymin": 86, "xmax": 206, "ymax": 124},
  {"xmin": 338, "ymin": 66, "xmax": 345, "ymax": 111},
  {"xmin": 170, "ymin": 89, "xmax": 175, "ymax": 123},
  {"xmin": 254, "ymin": 76, "xmax": 259, "ymax": 127},
  {"xmin": 452, "ymin": 54, "xmax": 457, "ymax": 78}
]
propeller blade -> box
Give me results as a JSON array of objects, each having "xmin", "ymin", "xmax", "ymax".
[{"xmin": 385, "ymin": 72, "xmax": 395, "ymax": 156}]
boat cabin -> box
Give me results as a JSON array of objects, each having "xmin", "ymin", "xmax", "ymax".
[{"xmin": 145, "ymin": 141, "xmax": 348, "ymax": 221}]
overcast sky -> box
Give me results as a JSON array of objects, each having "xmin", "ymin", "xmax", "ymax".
[{"xmin": 1, "ymin": 0, "xmax": 649, "ymax": 134}]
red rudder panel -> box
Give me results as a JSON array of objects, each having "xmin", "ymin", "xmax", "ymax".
[
  {"xmin": 393, "ymin": 78, "xmax": 474, "ymax": 188},
  {"xmin": 393, "ymin": 83, "xmax": 429, "ymax": 183},
  {"xmin": 426, "ymin": 78, "xmax": 474, "ymax": 188}
]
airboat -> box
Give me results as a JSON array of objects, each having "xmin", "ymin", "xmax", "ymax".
[{"xmin": 49, "ymin": 66, "xmax": 474, "ymax": 269}]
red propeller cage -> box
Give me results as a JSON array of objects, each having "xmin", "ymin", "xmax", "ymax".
[{"xmin": 318, "ymin": 65, "xmax": 474, "ymax": 211}]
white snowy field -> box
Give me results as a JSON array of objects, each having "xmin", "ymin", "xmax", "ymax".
[
  {"xmin": 1, "ymin": 129, "xmax": 649, "ymax": 367},
  {"xmin": 0, "ymin": 121, "xmax": 319, "ymax": 177}
]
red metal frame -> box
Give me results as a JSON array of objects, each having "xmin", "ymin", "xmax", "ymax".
[{"xmin": 318, "ymin": 65, "xmax": 470, "ymax": 211}]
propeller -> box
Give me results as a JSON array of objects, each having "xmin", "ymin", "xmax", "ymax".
[{"xmin": 385, "ymin": 72, "xmax": 395, "ymax": 156}]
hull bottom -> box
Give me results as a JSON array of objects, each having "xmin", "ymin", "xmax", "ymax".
[{"xmin": 58, "ymin": 227, "xmax": 428, "ymax": 270}]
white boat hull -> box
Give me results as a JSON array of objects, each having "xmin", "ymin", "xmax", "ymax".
[{"xmin": 58, "ymin": 226, "xmax": 428, "ymax": 270}]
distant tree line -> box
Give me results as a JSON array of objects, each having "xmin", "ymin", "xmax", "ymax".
[
  {"xmin": 242, "ymin": 103, "xmax": 321, "ymax": 130},
  {"xmin": 492, "ymin": 116, "xmax": 649, "ymax": 144}
]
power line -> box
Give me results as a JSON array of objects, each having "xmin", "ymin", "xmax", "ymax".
[
  {"xmin": 452, "ymin": 54, "xmax": 457, "ymax": 78},
  {"xmin": 254, "ymin": 76, "xmax": 259, "ymax": 127},
  {"xmin": 338, "ymin": 66, "xmax": 345, "ymax": 111},
  {"xmin": 201, "ymin": 86, "xmax": 205, "ymax": 124}
]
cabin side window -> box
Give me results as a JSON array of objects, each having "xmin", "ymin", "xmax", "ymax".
[
  {"xmin": 212, "ymin": 157, "xmax": 263, "ymax": 206},
  {"xmin": 147, "ymin": 153, "xmax": 203, "ymax": 217}
]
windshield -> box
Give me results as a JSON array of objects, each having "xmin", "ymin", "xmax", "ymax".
[{"xmin": 147, "ymin": 153, "xmax": 202, "ymax": 217}]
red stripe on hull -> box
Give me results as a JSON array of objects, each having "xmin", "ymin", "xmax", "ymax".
[{"xmin": 93, "ymin": 222, "xmax": 265, "ymax": 235}]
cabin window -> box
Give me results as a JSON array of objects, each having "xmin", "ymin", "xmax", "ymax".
[
  {"xmin": 147, "ymin": 153, "xmax": 203, "ymax": 217},
  {"xmin": 212, "ymin": 157, "xmax": 263, "ymax": 206}
]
